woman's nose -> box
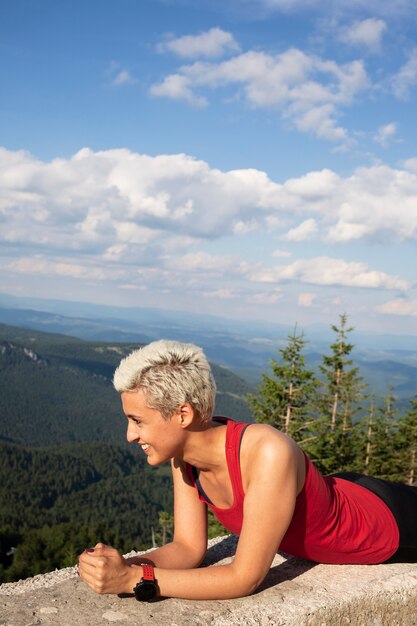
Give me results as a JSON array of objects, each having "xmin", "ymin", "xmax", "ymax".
[{"xmin": 126, "ymin": 421, "xmax": 139, "ymax": 443}]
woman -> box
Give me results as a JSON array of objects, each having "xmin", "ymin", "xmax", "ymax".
[{"xmin": 78, "ymin": 340, "xmax": 417, "ymax": 601}]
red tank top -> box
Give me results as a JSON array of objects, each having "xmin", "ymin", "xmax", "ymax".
[{"xmin": 186, "ymin": 418, "xmax": 399, "ymax": 564}]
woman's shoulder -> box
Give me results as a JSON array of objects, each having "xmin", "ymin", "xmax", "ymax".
[
  {"xmin": 242, "ymin": 422, "xmax": 298, "ymax": 449},
  {"xmin": 240, "ymin": 423, "xmax": 306, "ymax": 494}
]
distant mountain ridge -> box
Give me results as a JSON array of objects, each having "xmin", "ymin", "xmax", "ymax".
[
  {"xmin": 0, "ymin": 295, "xmax": 416, "ymax": 402},
  {"xmin": 2, "ymin": 291, "xmax": 417, "ymax": 352}
]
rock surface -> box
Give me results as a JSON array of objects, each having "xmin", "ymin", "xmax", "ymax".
[{"xmin": 1, "ymin": 536, "xmax": 416, "ymax": 626}]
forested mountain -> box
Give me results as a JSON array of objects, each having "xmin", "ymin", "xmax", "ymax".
[
  {"xmin": 0, "ymin": 323, "xmax": 253, "ymax": 447},
  {"xmin": 0, "ymin": 441, "xmax": 173, "ymax": 581}
]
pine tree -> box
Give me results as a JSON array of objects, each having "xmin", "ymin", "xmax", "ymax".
[
  {"xmin": 312, "ymin": 315, "xmax": 367, "ymax": 474},
  {"xmin": 395, "ymin": 396, "xmax": 417, "ymax": 485},
  {"xmin": 363, "ymin": 395, "xmax": 376, "ymax": 473},
  {"xmin": 248, "ymin": 326, "xmax": 318, "ymax": 446},
  {"xmin": 361, "ymin": 389, "xmax": 397, "ymax": 478},
  {"xmin": 151, "ymin": 511, "xmax": 174, "ymax": 547}
]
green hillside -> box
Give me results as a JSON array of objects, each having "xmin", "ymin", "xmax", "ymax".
[
  {"xmin": 0, "ymin": 440, "xmax": 173, "ymax": 581},
  {"xmin": 0, "ymin": 441, "xmax": 170, "ymax": 532},
  {"xmin": 0, "ymin": 323, "xmax": 253, "ymax": 447}
]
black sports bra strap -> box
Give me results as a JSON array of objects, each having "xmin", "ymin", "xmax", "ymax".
[
  {"xmin": 191, "ymin": 466, "xmax": 214, "ymax": 505},
  {"xmin": 212, "ymin": 415, "xmax": 230, "ymax": 424},
  {"xmin": 191, "ymin": 417, "xmax": 230, "ymax": 505}
]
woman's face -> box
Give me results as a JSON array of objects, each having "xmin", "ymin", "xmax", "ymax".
[{"xmin": 121, "ymin": 389, "xmax": 185, "ymax": 465}]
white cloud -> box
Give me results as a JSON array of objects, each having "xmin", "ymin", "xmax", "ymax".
[
  {"xmin": 202, "ymin": 288, "xmax": 236, "ymax": 299},
  {"xmin": 250, "ymin": 257, "xmax": 410, "ymax": 290},
  {"xmin": 252, "ymin": 289, "xmax": 283, "ymax": 304},
  {"xmin": 272, "ymin": 249, "xmax": 292, "ymax": 258},
  {"xmin": 174, "ymin": 252, "xmax": 248, "ymax": 274},
  {"xmin": 112, "ymin": 69, "xmax": 135, "ymax": 86},
  {"xmin": 283, "ymin": 168, "xmax": 339, "ymax": 199},
  {"xmin": 391, "ymin": 48, "xmax": 417, "ymax": 99},
  {"xmin": 375, "ymin": 299, "xmax": 417, "ymax": 316},
  {"xmin": 157, "ymin": 28, "xmax": 240, "ymax": 59},
  {"xmin": 404, "ymin": 157, "xmax": 417, "ymax": 172},
  {"xmin": 327, "ymin": 221, "xmax": 368, "ymax": 241},
  {"xmin": 150, "ymin": 74, "xmax": 208, "ymax": 107},
  {"xmin": 374, "ymin": 122, "xmax": 398, "ymax": 147},
  {"xmin": 323, "ymin": 165, "xmax": 417, "ymax": 242},
  {"xmin": 283, "ymin": 218, "xmax": 318, "ymax": 241},
  {"xmin": 1, "ymin": 145, "xmax": 413, "ymax": 316},
  {"xmin": 233, "ymin": 219, "xmax": 262, "ymax": 234},
  {"xmin": 8, "ymin": 256, "xmax": 124, "ymax": 281},
  {"xmin": 298, "ymin": 292, "xmax": 317, "ymax": 307},
  {"xmin": 340, "ymin": 18, "xmax": 387, "ymax": 53},
  {"xmin": 0, "ymin": 147, "xmax": 289, "ymax": 257},
  {"xmin": 103, "ymin": 244, "xmax": 128, "ymax": 261},
  {"xmin": 0, "ymin": 145, "xmax": 414, "ymax": 314},
  {"xmin": 118, "ymin": 283, "xmax": 146, "ymax": 291},
  {"xmin": 108, "ymin": 62, "xmax": 136, "ymax": 86},
  {"xmin": 279, "ymin": 163, "xmax": 417, "ymax": 242},
  {"xmin": 291, "ymin": 103, "xmax": 347, "ymax": 141},
  {"xmin": 115, "ymin": 223, "xmax": 157, "ymax": 244},
  {"xmin": 151, "ymin": 46, "xmax": 369, "ymax": 142}
]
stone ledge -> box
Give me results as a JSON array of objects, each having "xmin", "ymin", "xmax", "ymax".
[{"xmin": 1, "ymin": 536, "xmax": 416, "ymax": 626}]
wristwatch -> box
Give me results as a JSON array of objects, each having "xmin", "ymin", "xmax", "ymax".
[{"xmin": 133, "ymin": 564, "xmax": 158, "ymax": 601}]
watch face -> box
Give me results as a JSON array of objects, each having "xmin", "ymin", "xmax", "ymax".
[{"xmin": 134, "ymin": 580, "xmax": 157, "ymax": 601}]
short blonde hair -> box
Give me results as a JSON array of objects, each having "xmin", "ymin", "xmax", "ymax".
[{"xmin": 113, "ymin": 340, "xmax": 216, "ymax": 423}]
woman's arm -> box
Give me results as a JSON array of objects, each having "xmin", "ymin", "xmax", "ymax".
[
  {"xmin": 78, "ymin": 457, "xmax": 208, "ymax": 592},
  {"xmin": 79, "ymin": 428, "xmax": 300, "ymax": 599},
  {"xmin": 126, "ymin": 458, "xmax": 208, "ymax": 569},
  {"xmin": 150, "ymin": 429, "xmax": 300, "ymax": 599}
]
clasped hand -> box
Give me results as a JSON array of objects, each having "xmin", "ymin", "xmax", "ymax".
[{"xmin": 78, "ymin": 543, "xmax": 138, "ymax": 595}]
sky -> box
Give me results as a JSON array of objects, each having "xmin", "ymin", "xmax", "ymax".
[{"xmin": 0, "ymin": 0, "xmax": 417, "ymax": 335}]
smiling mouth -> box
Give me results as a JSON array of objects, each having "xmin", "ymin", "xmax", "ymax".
[{"xmin": 141, "ymin": 444, "xmax": 151, "ymax": 453}]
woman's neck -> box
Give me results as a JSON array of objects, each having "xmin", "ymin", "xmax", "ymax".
[{"xmin": 180, "ymin": 421, "xmax": 227, "ymax": 471}]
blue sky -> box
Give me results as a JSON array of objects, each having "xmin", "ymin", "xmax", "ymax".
[{"xmin": 1, "ymin": 0, "xmax": 417, "ymax": 334}]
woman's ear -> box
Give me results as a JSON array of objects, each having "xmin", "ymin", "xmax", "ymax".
[{"xmin": 178, "ymin": 403, "xmax": 194, "ymax": 428}]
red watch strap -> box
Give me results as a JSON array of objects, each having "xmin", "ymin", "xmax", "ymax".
[{"xmin": 142, "ymin": 564, "xmax": 155, "ymax": 581}]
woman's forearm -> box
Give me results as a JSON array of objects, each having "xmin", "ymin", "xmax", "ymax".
[
  {"xmin": 125, "ymin": 540, "xmax": 205, "ymax": 570},
  {"xmin": 127, "ymin": 562, "xmax": 257, "ymax": 600}
]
